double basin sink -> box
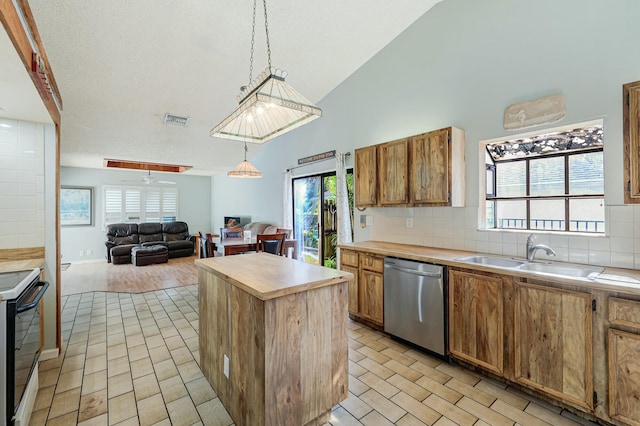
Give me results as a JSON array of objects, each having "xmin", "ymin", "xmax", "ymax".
[{"xmin": 455, "ymin": 255, "xmax": 604, "ymax": 280}]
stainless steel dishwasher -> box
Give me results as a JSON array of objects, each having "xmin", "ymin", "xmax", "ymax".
[{"xmin": 384, "ymin": 257, "xmax": 447, "ymax": 357}]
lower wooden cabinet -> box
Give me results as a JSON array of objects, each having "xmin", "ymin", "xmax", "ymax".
[
  {"xmin": 449, "ymin": 269, "xmax": 503, "ymax": 374},
  {"xmin": 339, "ymin": 249, "xmax": 384, "ymax": 326},
  {"xmin": 513, "ymin": 281, "xmax": 593, "ymax": 411},
  {"xmin": 608, "ymin": 328, "xmax": 640, "ymax": 425}
]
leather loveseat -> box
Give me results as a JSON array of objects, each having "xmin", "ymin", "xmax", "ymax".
[{"xmin": 106, "ymin": 221, "xmax": 194, "ymax": 264}]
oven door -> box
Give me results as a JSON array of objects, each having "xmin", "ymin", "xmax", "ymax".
[{"xmin": 7, "ymin": 280, "xmax": 48, "ymax": 424}]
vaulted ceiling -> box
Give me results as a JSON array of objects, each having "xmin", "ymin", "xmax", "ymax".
[{"xmin": 8, "ymin": 1, "xmax": 442, "ymax": 175}]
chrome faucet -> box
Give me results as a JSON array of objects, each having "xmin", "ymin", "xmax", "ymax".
[{"xmin": 526, "ymin": 234, "xmax": 557, "ymax": 261}]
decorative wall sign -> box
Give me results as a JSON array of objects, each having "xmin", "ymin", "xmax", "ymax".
[
  {"xmin": 503, "ymin": 94, "xmax": 566, "ymax": 131},
  {"xmin": 298, "ymin": 150, "xmax": 336, "ymax": 165}
]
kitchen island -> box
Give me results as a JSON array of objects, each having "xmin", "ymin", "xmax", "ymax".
[{"xmin": 196, "ymin": 253, "xmax": 351, "ymax": 426}]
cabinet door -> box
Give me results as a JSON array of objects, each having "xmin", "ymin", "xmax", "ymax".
[
  {"xmin": 359, "ymin": 270, "xmax": 383, "ymax": 325},
  {"xmin": 449, "ymin": 269, "xmax": 504, "ymax": 375},
  {"xmin": 411, "ymin": 129, "xmax": 449, "ymax": 204},
  {"xmin": 624, "ymin": 80, "xmax": 640, "ymax": 203},
  {"xmin": 341, "ymin": 264, "xmax": 359, "ymax": 314},
  {"xmin": 355, "ymin": 146, "xmax": 377, "ymax": 207},
  {"xmin": 514, "ymin": 282, "xmax": 593, "ymax": 411},
  {"xmin": 378, "ymin": 138, "xmax": 409, "ymax": 205},
  {"xmin": 608, "ymin": 328, "xmax": 640, "ymax": 425}
]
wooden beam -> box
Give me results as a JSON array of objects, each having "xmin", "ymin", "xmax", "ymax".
[{"xmin": 104, "ymin": 158, "xmax": 193, "ymax": 173}]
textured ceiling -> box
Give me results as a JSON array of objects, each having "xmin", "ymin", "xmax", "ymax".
[{"xmin": 22, "ymin": 1, "xmax": 442, "ymax": 175}]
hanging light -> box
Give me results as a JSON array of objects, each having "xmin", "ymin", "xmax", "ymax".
[
  {"xmin": 211, "ymin": 0, "xmax": 321, "ymax": 144},
  {"xmin": 227, "ymin": 142, "xmax": 263, "ymax": 178}
]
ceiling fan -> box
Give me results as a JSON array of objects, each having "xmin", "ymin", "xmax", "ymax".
[{"xmin": 122, "ymin": 168, "xmax": 176, "ymax": 185}]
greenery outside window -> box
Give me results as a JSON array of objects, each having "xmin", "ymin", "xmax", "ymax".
[{"xmin": 485, "ymin": 122, "xmax": 604, "ymax": 233}]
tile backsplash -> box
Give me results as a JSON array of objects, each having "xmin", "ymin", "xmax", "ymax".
[
  {"xmin": 368, "ymin": 205, "xmax": 640, "ymax": 270},
  {"xmin": 0, "ymin": 118, "xmax": 45, "ymax": 249}
]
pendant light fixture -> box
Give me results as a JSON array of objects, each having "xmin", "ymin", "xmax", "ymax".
[
  {"xmin": 211, "ymin": 0, "xmax": 322, "ymax": 145},
  {"xmin": 227, "ymin": 142, "xmax": 263, "ymax": 178}
]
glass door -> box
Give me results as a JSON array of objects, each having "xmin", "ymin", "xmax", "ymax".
[{"xmin": 293, "ymin": 170, "xmax": 353, "ymax": 267}]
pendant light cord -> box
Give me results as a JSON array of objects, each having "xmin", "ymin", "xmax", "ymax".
[
  {"xmin": 244, "ymin": 142, "xmax": 248, "ymax": 161},
  {"xmin": 248, "ymin": 0, "xmax": 272, "ymax": 84}
]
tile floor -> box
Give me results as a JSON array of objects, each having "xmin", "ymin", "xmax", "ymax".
[{"xmin": 30, "ymin": 285, "xmax": 597, "ymax": 426}]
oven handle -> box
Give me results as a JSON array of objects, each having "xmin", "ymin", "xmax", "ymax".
[{"xmin": 17, "ymin": 281, "xmax": 49, "ymax": 313}]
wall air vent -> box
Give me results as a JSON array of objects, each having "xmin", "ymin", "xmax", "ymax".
[{"xmin": 164, "ymin": 113, "xmax": 189, "ymax": 126}]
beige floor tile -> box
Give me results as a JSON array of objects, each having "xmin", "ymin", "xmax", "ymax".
[
  {"xmin": 358, "ymin": 372, "xmax": 400, "ymax": 399},
  {"xmin": 55, "ymin": 369, "xmax": 84, "ymax": 393},
  {"xmin": 128, "ymin": 344, "xmax": 149, "ymax": 362},
  {"xmin": 361, "ymin": 409, "xmax": 394, "ymax": 426},
  {"xmin": 137, "ymin": 393, "xmax": 169, "ymax": 425},
  {"xmin": 86, "ymin": 342, "xmax": 107, "ymax": 359},
  {"xmin": 130, "ymin": 357, "xmax": 155, "ymax": 379},
  {"xmin": 159, "ymin": 374, "xmax": 188, "ymax": 403},
  {"xmin": 390, "ymin": 391, "xmax": 441, "ymax": 426},
  {"xmin": 107, "ymin": 371, "xmax": 134, "ymax": 399},
  {"xmin": 435, "ymin": 363, "xmax": 481, "ymax": 386},
  {"xmin": 432, "ymin": 416, "xmax": 460, "ymax": 426},
  {"xmin": 107, "ymin": 333, "xmax": 126, "ymax": 346},
  {"xmin": 386, "ymin": 374, "xmax": 431, "ymax": 402},
  {"xmin": 415, "ymin": 376, "xmax": 462, "ymax": 405},
  {"xmin": 349, "ymin": 360, "xmax": 368, "ymax": 377},
  {"xmin": 84, "ymin": 354, "xmax": 107, "ymax": 375},
  {"xmin": 339, "ymin": 392, "xmax": 373, "ymax": 420},
  {"xmin": 525, "ymin": 402, "xmax": 582, "ymax": 425},
  {"xmin": 474, "ymin": 379, "xmax": 529, "ymax": 411},
  {"xmin": 455, "ymin": 396, "xmax": 514, "ymax": 426},
  {"xmin": 33, "ymin": 385, "xmax": 56, "ymax": 411},
  {"xmin": 167, "ymin": 395, "xmax": 200, "ymax": 426},
  {"xmin": 424, "ymin": 394, "xmax": 477, "ymax": 426},
  {"xmin": 360, "ymin": 389, "xmax": 407, "ymax": 423},
  {"xmin": 45, "ymin": 410, "xmax": 79, "ymax": 425},
  {"xmin": 29, "ymin": 407, "xmax": 50, "ymax": 426},
  {"xmin": 48, "ymin": 387, "xmax": 82, "ymax": 419},
  {"xmin": 39, "ymin": 367, "xmax": 61, "ymax": 388},
  {"xmin": 107, "ymin": 343, "xmax": 128, "ymax": 361},
  {"xmin": 77, "ymin": 413, "xmax": 108, "ymax": 426},
  {"xmin": 404, "ymin": 349, "xmax": 443, "ymax": 368},
  {"xmin": 170, "ymin": 346, "xmax": 193, "ymax": 365},
  {"xmin": 78, "ymin": 389, "xmax": 108, "ymax": 423},
  {"xmin": 185, "ymin": 376, "xmax": 217, "ymax": 405},
  {"xmin": 357, "ymin": 346, "xmax": 391, "ymax": 364},
  {"xmin": 358, "ymin": 357, "xmax": 394, "ymax": 380},
  {"xmin": 149, "ymin": 345, "xmax": 172, "ymax": 364},
  {"xmin": 154, "ymin": 358, "xmax": 179, "ymax": 381},
  {"xmin": 164, "ymin": 335, "xmax": 185, "ymax": 350},
  {"xmin": 383, "ymin": 359, "xmax": 424, "ymax": 382},
  {"xmin": 107, "ymin": 356, "xmax": 131, "ymax": 378},
  {"xmin": 133, "ymin": 373, "xmax": 161, "ymax": 401},
  {"xmin": 491, "ymin": 398, "xmax": 551, "ymax": 426},
  {"xmin": 107, "ymin": 391, "xmax": 138, "ymax": 425},
  {"xmin": 445, "ymin": 377, "xmax": 495, "ymax": 407},
  {"xmin": 379, "ymin": 347, "xmax": 419, "ymax": 366},
  {"xmin": 66, "ymin": 342, "xmax": 89, "ymax": 357},
  {"xmin": 348, "ymin": 374, "xmax": 370, "ymax": 397},
  {"xmin": 409, "ymin": 361, "xmax": 452, "ymax": 385},
  {"xmin": 196, "ymin": 398, "xmax": 235, "ymax": 426},
  {"xmin": 39, "ymin": 356, "xmax": 64, "ymax": 372},
  {"xmin": 396, "ymin": 413, "xmax": 429, "ymax": 426},
  {"xmin": 177, "ymin": 360, "xmax": 203, "ymax": 383},
  {"xmin": 125, "ymin": 333, "xmax": 145, "ymax": 349},
  {"xmin": 330, "ymin": 406, "xmax": 362, "ymax": 426},
  {"xmin": 82, "ymin": 370, "xmax": 108, "ymax": 395}
]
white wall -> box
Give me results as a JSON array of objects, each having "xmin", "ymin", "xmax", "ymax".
[
  {"xmin": 212, "ymin": 0, "xmax": 640, "ymax": 268},
  {"xmin": 60, "ymin": 166, "xmax": 212, "ymax": 262},
  {"xmin": 0, "ymin": 118, "xmax": 45, "ymax": 249},
  {"xmin": 43, "ymin": 123, "xmax": 57, "ymax": 350}
]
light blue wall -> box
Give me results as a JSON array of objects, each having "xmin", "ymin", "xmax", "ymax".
[
  {"xmin": 212, "ymin": 0, "xmax": 640, "ymax": 243},
  {"xmin": 60, "ymin": 166, "xmax": 212, "ymax": 262}
]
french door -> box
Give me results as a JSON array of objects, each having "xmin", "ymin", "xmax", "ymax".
[{"xmin": 293, "ymin": 170, "xmax": 353, "ymax": 267}]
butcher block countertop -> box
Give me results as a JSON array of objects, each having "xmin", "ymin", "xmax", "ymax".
[
  {"xmin": 0, "ymin": 258, "xmax": 45, "ymax": 273},
  {"xmin": 339, "ymin": 240, "xmax": 640, "ymax": 295},
  {"xmin": 195, "ymin": 252, "xmax": 353, "ymax": 300}
]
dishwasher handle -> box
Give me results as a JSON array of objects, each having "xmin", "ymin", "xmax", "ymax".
[{"xmin": 384, "ymin": 263, "xmax": 442, "ymax": 278}]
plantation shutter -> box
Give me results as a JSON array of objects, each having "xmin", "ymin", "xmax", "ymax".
[
  {"xmin": 124, "ymin": 188, "xmax": 141, "ymax": 221},
  {"xmin": 161, "ymin": 189, "xmax": 178, "ymax": 222},
  {"xmin": 145, "ymin": 189, "xmax": 161, "ymax": 222},
  {"xmin": 104, "ymin": 187, "xmax": 123, "ymax": 225}
]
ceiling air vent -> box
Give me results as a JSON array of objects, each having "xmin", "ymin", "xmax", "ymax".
[{"xmin": 164, "ymin": 113, "xmax": 189, "ymax": 126}]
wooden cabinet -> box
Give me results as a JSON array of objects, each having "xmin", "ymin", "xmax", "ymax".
[
  {"xmin": 449, "ymin": 269, "xmax": 504, "ymax": 375},
  {"xmin": 410, "ymin": 127, "xmax": 465, "ymax": 206},
  {"xmin": 624, "ymin": 80, "xmax": 640, "ymax": 203},
  {"xmin": 607, "ymin": 297, "xmax": 640, "ymax": 425},
  {"xmin": 354, "ymin": 146, "xmax": 377, "ymax": 208},
  {"xmin": 338, "ymin": 249, "xmax": 384, "ymax": 326},
  {"xmin": 378, "ymin": 138, "xmax": 409, "ymax": 205},
  {"xmin": 353, "ymin": 126, "xmax": 465, "ymax": 208},
  {"xmin": 513, "ymin": 281, "xmax": 593, "ymax": 411}
]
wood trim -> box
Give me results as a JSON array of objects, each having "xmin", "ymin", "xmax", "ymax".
[
  {"xmin": 55, "ymin": 123, "xmax": 61, "ymax": 350},
  {"xmin": 608, "ymin": 297, "xmax": 640, "ymax": 330},
  {"xmin": 624, "ymin": 80, "xmax": 640, "ymax": 203},
  {"xmin": 0, "ymin": 247, "xmax": 45, "ymax": 261},
  {"xmin": 104, "ymin": 158, "xmax": 192, "ymax": 173},
  {"xmin": 0, "ymin": 0, "xmax": 62, "ymax": 124}
]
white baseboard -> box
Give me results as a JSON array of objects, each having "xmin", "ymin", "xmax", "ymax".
[
  {"xmin": 67, "ymin": 259, "xmax": 107, "ymax": 265},
  {"xmin": 39, "ymin": 348, "xmax": 59, "ymax": 361}
]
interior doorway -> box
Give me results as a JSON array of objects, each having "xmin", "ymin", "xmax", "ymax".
[{"xmin": 293, "ymin": 170, "xmax": 353, "ymax": 267}]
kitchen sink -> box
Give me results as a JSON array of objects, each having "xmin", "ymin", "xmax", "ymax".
[
  {"xmin": 516, "ymin": 262, "xmax": 603, "ymax": 278},
  {"xmin": 455, "ymin": 255, "xmax": 528, "ymax": 269}
]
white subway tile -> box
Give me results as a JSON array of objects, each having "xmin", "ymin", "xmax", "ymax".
[
  {"xmin": 476, "ymin": 241, "xmax": 489, "ymax": 252},
  {"xmin": 610, "ymin": 205, "xmax": 634, "ymax": 222},
  {"xmin": 610, "ymin": 237, "xmax": 634, "ymax": 253},
  {"xmin": 0, "ymin": 142, "xmax": 18, "ymax": 157},
  {"xmin": 18, "ymin": 233, "xmax": 39, "ymax": 248},
  {"xmin": 610, "ymin": 252, "xmax": 635, "ymax": 269},
  {"xmin": 18, "ymin": 157, "xmax": 35, "ymax": 171},
  {"xmin": 18, "ymin": 196, "xmax": 36, "ymax": 209},
  {"xmin": 0, "ymin": 196, "xmax": 18, "ymax": 209},
  {"xmin": 549, "ymin": 235, "xmax": 569, "ymax": 248},
  {"xmin": 610, "ymin": 221, "xmax": 633, "ymax": 238},
  {"xmin": 489, "ymin": 242, "xmax": 503, "ymax": 254},
  {"xmin": 0, "ymin": 235, "xmax": 20, "ymax": 249},
  {"xmin": 569, "ymin": 249, "xmax": 589, "ymax": 264},
  {"xmin": 502, "ymin": 243, "xmax": 518, "ymax": 256},
  {"xmin": 17, "ymin": 171, "xmax": 36, "ymax": 184},
  {"xmin": 0, "ymin": 118, "xmax": 18, "ymax": 130},
  {"xmin": 569, "ymin": 236, "xmax": 589, "ymax": 250},
  {"xmin": 0, "ymin": 222, "xmax": 19, "ymax": 235},
  {"xmin": 18, "ymin": 209, "xmax": 36, "ymax": 223},
  {"xmin": 0, "ymin": 183, "xmax": 17, "ymax": 196},
  {"xmin": 18, "ymin": 183, "xmax": 36, "ymax": 197},
  {"xmin": 489, "ymin": 232, "xmax": 503, "ymax": 244},
  {"xmin": 589, "ymin": 236, "xmax": 610, "ymax": 251},
  {"xmin": 0, "ymin": 157, "xmax": 17, "ymax": 171},
  {"xmin": 464, "ymin": 240, "xmax": 477, "ymax": 251},
  {"xmin": 589, "ymin": 250, "xmax": 611, "ymax": 267}
]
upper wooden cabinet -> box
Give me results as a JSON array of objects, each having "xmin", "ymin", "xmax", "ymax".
[
  {"xmin": 624, "ymin": 80, "xmax": 640, "ymax": 203},
  {"xmin": 354, "ymin": 145, "xmax": 378, "ymax": 208},
  {"xmin": 378, "ymin": 138, "xmax": 409, "ymax": 205},
  {"xmin": 354, "ymin": 126, "xmax": 465, "ymax": 209}
]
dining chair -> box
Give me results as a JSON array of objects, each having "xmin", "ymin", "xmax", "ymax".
[
  {"xmin": 198, "ymin": 231, "xmax": 215, "ymax": 258},
  {"xmin": 256, "ymin": 233, "xmax": 286, "ymax": 256},
  {"xmin": 276, "ymin": 228, "xmax": 292, "ymax": 238}
]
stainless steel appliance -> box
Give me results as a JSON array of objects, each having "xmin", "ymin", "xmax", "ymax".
[
  {"xmin": 0, "ymin": 269, "xmax": 49, "ymax": 426},
  {"xmin": 383, "ymin": 258, "xmax": 447, "ymax": 357}
]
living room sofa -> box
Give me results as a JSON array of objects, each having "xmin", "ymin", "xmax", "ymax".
[{"xmin": 106, "ymin": 221, "xmax": 194, "ymax": 264}]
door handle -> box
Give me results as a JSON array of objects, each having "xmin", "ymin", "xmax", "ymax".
[
  {"xmin": 17, "ymin": 281, "xmax": 49, "ymax": 313},
  {"xmin": 384, "ymin": 264, "xmax": 442, "ymax": 278}
]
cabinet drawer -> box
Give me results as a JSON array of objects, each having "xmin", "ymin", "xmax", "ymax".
[
  {"xmin": 340, "ymin": 250, "xmax": 359, "ymax": 267},
  {"xmin": 609, "ymin": 297, "xmax": 640, "ymax": 329},
  {"xmin": 360, "ymin": 253, "xmax": 383, "ymax": 273}
]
